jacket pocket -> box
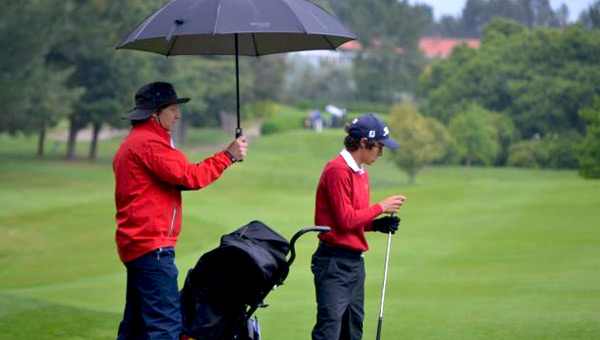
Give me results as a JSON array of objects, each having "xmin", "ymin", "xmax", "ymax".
[{"xmin": 167, "ymin": 205, "xmax": 177, "ymax": 237}]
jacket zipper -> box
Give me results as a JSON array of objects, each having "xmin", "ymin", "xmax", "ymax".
[{"xmin": 168, "ymin": 205, "xmax": 177, "ymax": 237}]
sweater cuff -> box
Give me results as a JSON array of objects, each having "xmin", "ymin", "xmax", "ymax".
[
  {"xmin": 372, "ymin": 203, "xmax": 384, "ymax": 216},
  {"xmin": 365, "ymin": 203, "xmax": 384, "ymax": 231}
]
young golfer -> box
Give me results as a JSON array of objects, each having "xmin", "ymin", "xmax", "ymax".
[{"xmin": 311, "ymin": 114, "xmax": 406, "ymax": 340}]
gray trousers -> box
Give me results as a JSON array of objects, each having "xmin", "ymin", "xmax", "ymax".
[{"xmin": 311, "ymin": 243, "xmax": 365, "ymax": 340}]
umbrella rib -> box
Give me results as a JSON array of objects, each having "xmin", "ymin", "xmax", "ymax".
[
  {"xmin": 166, "ymin": 35, "xmax": 179, "ymax": 55},
  {"xmin": 252, "ymin": 33, "xmax": 259, "ymax": 56},
  {"xmin": 213, "ymin": 1, "xmax": 223, "ymax": 35},
  {"xmin": 280, "ymin": 0, "xmax": 308, "ymax": 34},
  {"xmin": 322, "ymin": 35, "xmax": 337, "ymax": 50},
  {"xmin": 131, "ymin": 5, "xmax": 170, "ymax": 43}
]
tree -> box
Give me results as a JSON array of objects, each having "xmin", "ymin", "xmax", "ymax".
[
  {"xmin": 388, "ymin": 102, "xmax": 452, "ymax": 183},
  {"xmin": 0, "ymin": 0, "xmax": 81, "ymax": 147},
  {"xmin": 490, "ymin": 112, "xmax": 519, "ymax": 165},
  {"xmin": 579, "ymin": 0, "xmax": 600, "ymax": 30},
  {"xmin": 29, "ymin": 67, "xmax": 84, "ymax": 157},
  {"xmin": 327, "ymin": 0, "xmax": 432, "ymax": 102},
  {"xmin": 47, "ymin": 0, "xmax": 162, "ymax": 160},
  {"xmin": 449, "ymin": 104, "xmax": 499, "ymax": 178},
  {"xmin": 578, "ymin": 96, "xmax": 600, "ymax": 178},
  {"xmin": 283, "ymin": 60, "xmax": 354, "ymax": 106},
  {"xmin": 462, "ymin": 0, "xmax": 490, "ymax": 37},
  {"xmin": 420, "ymin": 19, "xmax": 600, "ymax": 146},
  {"xmin": 457, "ymin": 0, "xmax": 560, "ymax": 37},
  {"xmin": 247, "ymin": 54, "xmax": 286, "ymax": 103}
]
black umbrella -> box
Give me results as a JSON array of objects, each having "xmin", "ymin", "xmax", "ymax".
[{"xmin": 117, "ymin": 0, "xmax": 357, "ymax": 137}]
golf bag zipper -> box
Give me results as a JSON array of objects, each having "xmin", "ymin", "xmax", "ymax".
[{"xmin": 168, "ymin": 205, "xmax": 177, "ymax": 237}]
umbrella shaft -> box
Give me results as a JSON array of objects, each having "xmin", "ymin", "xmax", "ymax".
[{"xmin": 235, "ymin": 33, "xmax": 241, "ymax": 135}]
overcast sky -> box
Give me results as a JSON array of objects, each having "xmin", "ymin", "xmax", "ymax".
[{"xmin": 412, "ymin": 0, "xmax": 595, "ymax": 21}]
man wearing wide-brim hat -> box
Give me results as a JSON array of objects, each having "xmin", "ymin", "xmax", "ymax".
[{"xmin": 113, "ymin": 82, "xmax": 247, "ymax": 340}]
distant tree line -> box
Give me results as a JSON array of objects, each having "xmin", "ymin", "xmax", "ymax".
[
  {"xmin": 288, "ymin": 0, "xmax": 598, "ymax": 109},
  {"xmin": 1, "ymin": 0, "xmax": 599, "ymax": 180},
  {"xmin": 429, "ymin": 0, "xmax": 576, "ymax": 38},
  {"xmin": 389, "ymin": 18, "xmax": 600, "ymax": 180},
  {"xmin": 0, "ymin": 0, "xmax": 285, "ymax": 160}
]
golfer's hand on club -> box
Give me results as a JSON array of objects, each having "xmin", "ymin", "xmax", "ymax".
[
  {"xmin": 372, "ymin": 215, "xmax": 401, "ymax": 234},
  {"xmin": 225, "ymin": 135, "xmax": 248, "ymax": 162},
  {"xmin": 378, "ymin": 195, "xmax": 406, "ymax": 214}
]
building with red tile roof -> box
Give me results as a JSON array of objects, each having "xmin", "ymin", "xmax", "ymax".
[
  {"xmin": 289, "ymin": 37, "xmax": 480, "ymax": 68},
  {"xmin": 419, "ymin": 37, "xmax": 480, "ymax": 58}
]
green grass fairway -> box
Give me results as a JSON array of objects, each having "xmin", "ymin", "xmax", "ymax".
[{"xmin": 1, "ymin": 129, "xmax": 599, "ymax": 339}]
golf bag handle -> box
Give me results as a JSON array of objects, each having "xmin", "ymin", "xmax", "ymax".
[{"xmin": 287, "ymin": 226, "xmax": 330, "ymax": 266}]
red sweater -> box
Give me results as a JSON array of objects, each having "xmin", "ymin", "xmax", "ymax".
[
  {"xmin": 113, "ymin": 120, "xmax": 232, "ymax": 263},
  {"xmin": 315, "ymin": 154, "xmax": 383, "ymax": 252}
]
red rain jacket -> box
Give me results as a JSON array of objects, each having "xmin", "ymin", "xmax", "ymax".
[{"xmin": 113, "ymin": 120, "xmax": 232, "ymax": 263}]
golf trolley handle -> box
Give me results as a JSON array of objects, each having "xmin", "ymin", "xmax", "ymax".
[
  {"xmin": 287, "ymin": 226, "xmax": 330, "ymax": 266},
  {"xmin": 238, "ymin": 226, "xmax": 330, "ymax": 332}
]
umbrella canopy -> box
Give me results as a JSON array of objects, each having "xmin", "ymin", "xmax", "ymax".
[{"xmin": 116, "ymin": 0, "xmax": 357, "ymax": 136}]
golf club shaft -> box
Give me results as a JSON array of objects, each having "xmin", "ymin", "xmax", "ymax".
[{"xmin": 376, "ymin": 219, "xmax": 394, "ymax": 340}]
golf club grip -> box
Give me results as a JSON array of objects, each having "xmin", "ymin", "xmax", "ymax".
[{"xmin": 376, "ymin": 317, "xmax": 383, "ymax": 340}]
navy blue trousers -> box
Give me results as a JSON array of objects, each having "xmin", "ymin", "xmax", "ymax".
[
  {"xmin": 117, "ymin": 247, "xmax": 181, "ymax": 340},
  {"xmin": 311, "ymin": 243, "xmax": 365, "ymax": 340}
]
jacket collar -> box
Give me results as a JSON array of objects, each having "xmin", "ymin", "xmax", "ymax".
[
  {"xmin": 340, "ymin": 148, "xmax": 364, "ymax": 174},
  {"xmin": 134, "ymin": 119, "xmax": 171, "ymax": 143}
]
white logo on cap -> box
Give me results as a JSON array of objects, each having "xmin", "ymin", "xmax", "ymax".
[
  {"xmin": 369, "ymin": 130, "xmax": 376, "ymax": 138},
  {"xmin": 352, "ymin": 118, "xmax": 358, "ymax": 124},
  {"xmin": 383, "ymin": 126, "xmax": 389, "ymax": 137}
]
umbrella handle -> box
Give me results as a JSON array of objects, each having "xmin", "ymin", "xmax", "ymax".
[{"xmin": 235, "ymin": 128, "xmax": 244, "ymax": 162}]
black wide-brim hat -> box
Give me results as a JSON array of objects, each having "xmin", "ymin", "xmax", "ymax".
[{"xmin": 123, "ymin": 82, "xmax": 190, "ymax": 120}]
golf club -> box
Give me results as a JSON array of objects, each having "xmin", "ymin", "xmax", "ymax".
[{"xmin": 376, "ymin": 214, "xmax": 400, "ymax": 340}]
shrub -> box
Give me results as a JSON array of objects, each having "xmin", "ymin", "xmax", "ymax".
[
  {"xmin": 507, "ymin": 136, "xmax": 581, "ymax": 169},
  {"xmin": 242, "ymin": 100, "xmax": 277, "ymax": 120},
  {"xmin": 507, "ymin": 140, "xmax": 539, "ymax": 167},
  {"xmin": 260, "ymin": 117, "xmax": 305, "ymax": 135},
  {"xmin": 578, "ymin": 97, "xmax": 600, "ymax": 178},
  {"xmin": 260, "ymin": 105, "xmax": 308, "ymax": 135}
]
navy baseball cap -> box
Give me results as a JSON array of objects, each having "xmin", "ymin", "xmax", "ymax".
[
  {"xmin": 123, "ymin": 82, "xmax": 190, "ymax": 120},
  {"xmin": 348, "ymin": 114, "xmax": 400, "ymax": 149}
]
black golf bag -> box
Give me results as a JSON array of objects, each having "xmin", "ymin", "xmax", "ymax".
[{"xmin": 180, "ymin": 220, "xmax": 328, "ymax": 340}]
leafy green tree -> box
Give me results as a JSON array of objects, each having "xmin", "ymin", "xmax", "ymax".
[
  {"xmin": 458, "ymin": 0, "xmax": 559, "ymax": 37},
  {"xmin": 29, "ymin": 68, "xmax": 84, "ymax": 157},
  {"xmin": 578, "ymin": 96, "xmax": 600, "ymax": 178},
  {"xmin": 579, "ymin": 0, "xmax": 600, "ymax": 30},
  {"xmin": 161, "ymin": 55, "xmax": 253, "ymax": 143},
  {"xmin": 283, "ymin": 61, "xmax": 354, "ymax": 106},
  {"xmin": 0, "ymin": 0, "xmax": 81, "ymax": 149},
  {"xmin": 490, "ymin": 112, "xmax": 519, "ymax": 165},
  {"xmin": 47, "ymin": 0, "xmax": 162, "ymax": 159},
  {"xmin": 388, "ymin": 102, "xmax": 452, "ymax": 183},
  {"xmin": 327, "ymin": 0, "xmax": 432, "ymax": 102},
  {"xmin": 507, "ymin": 134, "xmax": 581, "ymax": 169},
  {"xmin": 429, "ymin": 15, "xmax": 466, "ymax": 37},
  {"xmin": 420, "ymin": 18, "xmax": 600, "ymax": 148},
  {"xmin": 449, "ymin": 104, "xmax": 499, "ymax": 176},
  {"xmin": 247, "ymin": 55, "xmax": 286, "ymax": 103}
]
